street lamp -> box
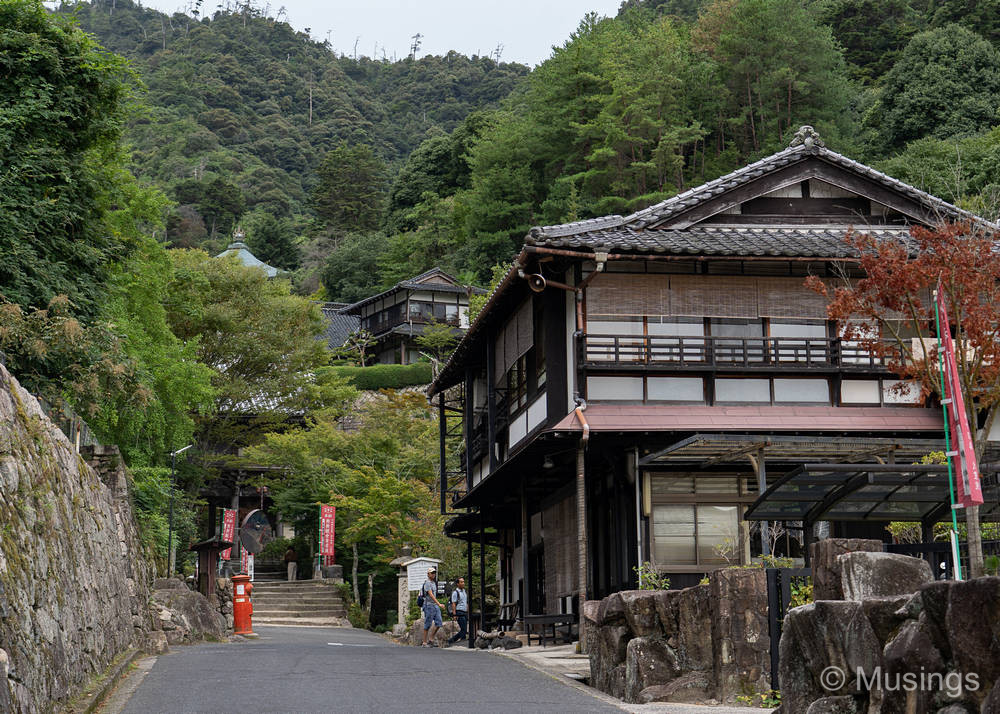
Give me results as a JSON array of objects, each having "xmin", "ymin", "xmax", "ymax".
[{"xmin": 168, "ymin": 444, "xmax": 194, "ymax": 576}]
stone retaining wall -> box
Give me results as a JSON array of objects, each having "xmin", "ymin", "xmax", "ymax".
[
  {"xmin": 0, "ymin": 366, "xmax": 152, "ymax": 712},
  {"xmin": 585, "ymin": 567, "xmax": 771, "ymax": 704}
]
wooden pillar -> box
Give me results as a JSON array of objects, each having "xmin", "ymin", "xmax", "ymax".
[
  {"xmin": 467, "ymin": 531, "xmax": 474, "ymax": 648},
  {"xmin": 521, "ymin": 475, "xmax": 529, "ymax": 615},
  {"xmin": 576, "ymin": 443, "xmax": 588, "ymax": 620},
  {"xmin": 479, "ymin": 510, "xmax": 486, "ymax": 632}
]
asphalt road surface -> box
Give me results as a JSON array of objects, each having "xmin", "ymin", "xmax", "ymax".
[{"xmin": 116, "ymin": 626, "xmax": 620, "ymax": 713}]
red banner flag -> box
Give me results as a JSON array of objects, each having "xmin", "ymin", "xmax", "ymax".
[
  {"xmin": 936, "ymin": 288, "xmax": 984, "ymax": 508},
  {"xmin": 319, "ymin": 505, "xmax": 336, "ymax": 564},
  {"xmin": 220, "ymin": 509, "xmax": 236, "ymax": 560},
  {"xmin": 240, "ymin": 544, "xmax": 248, "ymax": 575}
]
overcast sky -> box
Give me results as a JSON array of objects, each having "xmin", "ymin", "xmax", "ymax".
[{"xmin": 129, "ymin": 1, "xmax": 625, "ymax": 66}]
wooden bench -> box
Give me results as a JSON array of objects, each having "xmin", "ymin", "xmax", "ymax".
[{"xmin": 523, "ymin": 612, "xmax": 578, "ymax": 648}]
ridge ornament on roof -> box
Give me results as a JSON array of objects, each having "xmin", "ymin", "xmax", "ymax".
[{"xmin": 788, "ymin": 125, "xmax": 825, "ymax": 149}]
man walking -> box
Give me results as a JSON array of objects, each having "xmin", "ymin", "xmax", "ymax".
[
  {"xmin": 420, "ymin": 567, "xmax": 444, "ymax": 647},
  {"xmin": 448, "ymin": 577, "xmax": 468, "ymax": 645}
]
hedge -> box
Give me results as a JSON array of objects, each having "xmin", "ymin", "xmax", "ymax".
[{"xmin": 329, "ymin": 362, "xmax": 433, "ymax": 390}]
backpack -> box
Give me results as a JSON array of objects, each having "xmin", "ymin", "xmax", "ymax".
[{"xmin": 417, "ymin": 594, "xmax": 424, "ymax": 608}]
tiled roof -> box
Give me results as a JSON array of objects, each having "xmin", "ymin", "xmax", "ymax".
[
  {"xmin": 215, "ymin": 241, "xmax": 280, "ymax": 278},
  {"xmin": 528, "ymin": 136, "xmax": 993, "ymax": 256},
  {"xmin": 527, "ymin": 225, "xmax": 913, "ymax": 258},
  {"xmin": 320, "ymin": 303, "xmax": 360, "ymax": 350},
  {"xmin": 341, "ymin": 267, "xmax": 486, "ymax": 314}
]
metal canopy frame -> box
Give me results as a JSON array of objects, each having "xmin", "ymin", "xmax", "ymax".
[
  {"xmin": 744, "ymin": 463, "xmax": 1000, "ymax": 526},
  {"xmin": 640, "ymin": 434, "xmax": 947, "ymax": 468}
]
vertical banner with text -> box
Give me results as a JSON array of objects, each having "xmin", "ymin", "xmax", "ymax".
[
  {"xmin": 936, "ymin": 288, "xmax": 985, "ymax": 508},
  {"xmin": 220, "ymin": 509, "xmax": 236, "ymax": 560},
  {"xmin": 240, "ymin": 544, "xmax": 248, "ymax": 575},
  {"xmin": 319, "ymin": 505, "xmax": 336, "ymax": 567}
]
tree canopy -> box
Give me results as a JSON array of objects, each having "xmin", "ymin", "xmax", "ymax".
[{"xmin": 0, "ymin": 0, "xmax": 137, "ymax": 319}]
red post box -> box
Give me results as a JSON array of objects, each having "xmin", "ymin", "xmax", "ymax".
[{"xmin": 232, "ymin": 574, "xmax": 254, "ymax": 635}]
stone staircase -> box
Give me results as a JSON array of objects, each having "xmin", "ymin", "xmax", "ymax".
[{"xmin": 250, "ymin": 580, "xmax": 349, "ymax": 627}]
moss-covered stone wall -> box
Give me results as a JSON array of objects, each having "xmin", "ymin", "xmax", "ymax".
[{"xmin": 0, "ymin": 365, "xmax": 151, "ymax": 712}]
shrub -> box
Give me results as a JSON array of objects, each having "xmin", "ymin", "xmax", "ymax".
[
  {"xmin": 634, "ymin": 562, "xmax": 671, "ymax": 590},
  {"xmin": 328, "ymin": 363, "xmax": 432, "ymax": 390},
  {"xmin": 347, "ymin": 602, "xmax": 370, "ymax": 629}
]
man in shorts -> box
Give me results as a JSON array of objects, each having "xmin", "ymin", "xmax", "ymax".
[{"xmin": 421, "ymin": 567, "xmax": 444, "ymax": 647}]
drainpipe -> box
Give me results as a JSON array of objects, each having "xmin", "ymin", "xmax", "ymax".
[{"xmin": 575, "ymin": 401, "xmax": 590, "ymax": 650}]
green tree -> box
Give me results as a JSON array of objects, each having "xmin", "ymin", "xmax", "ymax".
[
  {"xmin": 245, "ymin": 210, "xmax": 300, "ymax": 270},
  {"xmin": 320, "ymin": 233, "xmax": 388, "ymax": 303},
  {"xmin": 876, "ymin": 127, "xmax": 1000, "ymax": 218},
  {"xmin": 817, "ymin": 0, "xmax": 926, "ymax": 84},
  {"xmin": 865, "ymin": 25, "xmax": 1000, "ymax": 154},
  {"xmin": 693, "ymin": 0, "xmax": 855, "ymax": 158},
  {"xmin": 162, "ymin": 249, "xmax": 336, "ymax": 446},
  {"xmin": 95, "ymin": 236, "xmax": 218, "ymax": 466},
  {"xmin": 0, "ymin": 0, "xmax": 137, "ymax": 319},
  {"xmin": 415, "ymin": 319, "xmax": 458, "ymax": 378},
  {"xmin": 312, "ymin": 143, "xmax": 387, "ymax": 232}
]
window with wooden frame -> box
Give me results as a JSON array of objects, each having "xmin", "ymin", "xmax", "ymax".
[{"xmin": 649, "ymin": 475, "xmax": 754, "ymax": 568}]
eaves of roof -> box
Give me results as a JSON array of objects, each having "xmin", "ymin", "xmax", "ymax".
[{"xmin": 341, "ymin": 268, "xmax": 485, "ymax": 314}]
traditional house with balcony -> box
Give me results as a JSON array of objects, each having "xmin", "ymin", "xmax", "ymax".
[
  {"xmin": 427, "ymin": 127, "xmax": 1000, "ymax": 624},
  {"xmin": 340, "ymin": 268, "xmax": 485, "ymax": 365}
]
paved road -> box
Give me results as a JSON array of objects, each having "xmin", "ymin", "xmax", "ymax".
[{"xmin": 117, "ymin": 626, "xmax": 620, "ymax": 713}]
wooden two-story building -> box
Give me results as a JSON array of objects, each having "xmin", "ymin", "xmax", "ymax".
[
  {"xmin": 428, "ymin": 127, "xmax": 1000, "ymax": 619},
  {"xmin": 341, "ymin": 268, "xmax": 485, "ymax": 365}
]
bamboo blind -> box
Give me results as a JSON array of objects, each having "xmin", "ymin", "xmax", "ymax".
[{"xmin": 586, "ymin": 274, "xmax": 834, "ymax": 320}]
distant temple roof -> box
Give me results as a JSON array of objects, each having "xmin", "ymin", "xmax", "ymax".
[
  {"xmin": 341, "ymin": 267, "xmax": 485, "ymax": 314},
  {"xmin": 215, "ymin": 240, "xmax": 279, "ymax": 278}
]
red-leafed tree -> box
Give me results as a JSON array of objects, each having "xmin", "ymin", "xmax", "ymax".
[{"xmin": 807, "ymin": 222, "xmax": 1000, "ymax": 577}]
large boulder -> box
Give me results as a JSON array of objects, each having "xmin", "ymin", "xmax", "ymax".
[
  {"xmin": 619, "ymin": 590, "xmax": 660, "ymax": 637},
  {"xmin": 982, "ymin": 676, "xmax": 1000, "ymax": 713},
  {"xmin": 674, "ymin": 584, "xmax": 713, "ymax": 672},
  {"xmin": 861, "ymin": 595, "xmax": 910, "ymax": 644},
  {"xmin": 581, "ymin": 599, "xmax": 601, "ymax": 654},
  {"xmin": 945, "ymin": 576, "xmax": 1000, "ymax": 705},
  {"xmin": 916, "ymin": 580, "xmax": 953, "ymax": 660},
  {"xmin": 805, "ymin": 695, "xmax": 860, "ymax": 714},
  {"xmin": 810, "ymin": 539, "xmax": 883, "ymax": 600},
  {"xmin": 711, "ymin": 567, "xmax": 770, "ymax": 702},
  {"xmin": 590, "ymin": 624, "xmax": 631, "ymax": 695},
  {"xmin": 838, "ymin": 552, "xmax": 932, "ymax": 601},
  {"xmin": 406, "ymin": 618, "xmax": 459, "ymax": 646},
  {"xmin": 597, "ymin": 591, "xmax": 626, "ymax": 626},
  {"xmin": 637, "ymin": 672, "xmax": 713, "ymax": 704},
  {"xmin": 878, "ymin": 619, "xmax": 945, "ymax": 714},
  {"xmin": 624, "ymin": 636, "xmax": 680, "ymax": 703},
  {"xmin": 151, "ymin": 587, "xmax": 226, "ymax": 644},
  {"xmin": 779, "ymin": 601, "xmax": 882, "ymax": 713},
  {"xmin": 652, "ymin": 590, "xmax": 679, "ymax": 639}
]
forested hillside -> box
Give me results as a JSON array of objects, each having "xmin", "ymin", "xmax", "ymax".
[
  {"xmin": 55, "ymin": 0, "xmax": 529, "ymax": 290},
  {"xmin": 58, "ymin": 0, "xmax": 1000, "ymax": 301}
]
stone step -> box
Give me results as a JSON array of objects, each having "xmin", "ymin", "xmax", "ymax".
[
  {"xmin": 251, "ymin": 581, "xmax": 338, "ymax": 589},
  {"xmin": 252, "ymin": 608, "xmax": 347, "ymax": 618},
  {"xmin": 252, "ymin": 617, "xmax": 350, "ymax": 627},
  {"xmin": 251, "ymin": 595, "xmax": 343, "ymax": 604}
]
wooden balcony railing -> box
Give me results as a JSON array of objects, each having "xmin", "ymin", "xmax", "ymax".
[{"xmin": 581, "ymin": 334, "xmax": 896, "ymax": 370}]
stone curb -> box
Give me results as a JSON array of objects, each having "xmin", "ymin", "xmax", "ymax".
[{"xmin": 70, "ymin": 648, "xmax": 144, "ymax": 714}]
